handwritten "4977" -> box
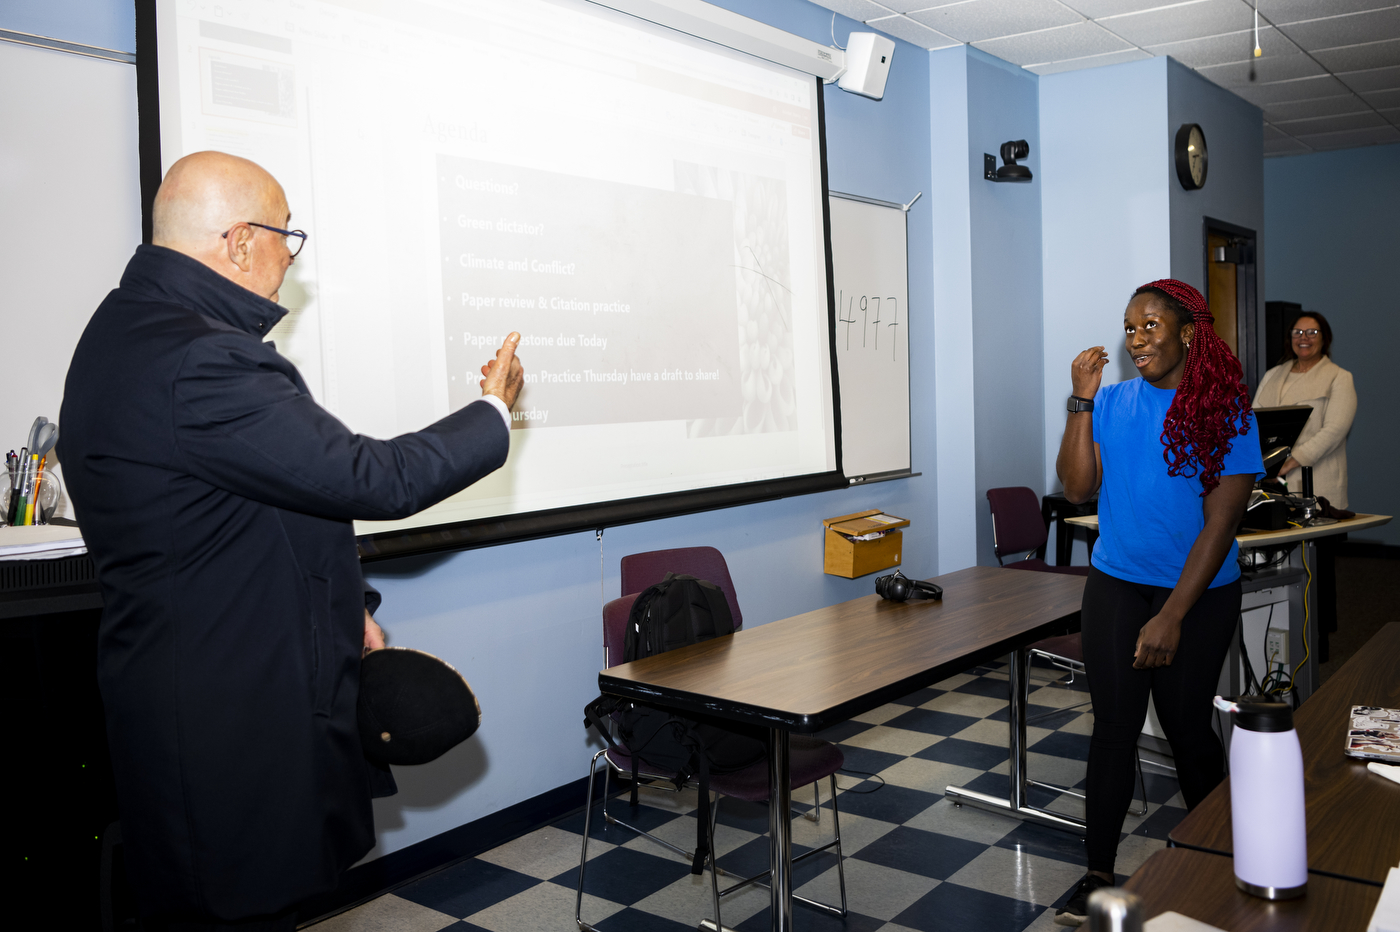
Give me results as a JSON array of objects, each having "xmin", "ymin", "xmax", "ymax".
[{"xmin": 837, "ymin": 291, "xmax": 900, "ymax": 360}]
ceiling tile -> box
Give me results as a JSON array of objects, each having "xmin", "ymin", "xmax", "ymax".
[
  {"xmin": 1195, "ymin": 53, "xmax": 1328, "ymax": 87},
  {"xmin": 1379, "ymin": 107, "xmax": 1400, "ymax": 124},
  {"xmin": 1096, "ymin": 0, "xmax": 1253, "ymax": 47},
  {"xmin": 1265, "ymin": 94, "xmax": 1374, "ymax": 122},
  {"xmin": 1226, "ymin": 74, "xmax": 1354, "ymax": 104},
  {"xmin": 1262, "ymin": 122, "xmax": 1292, "ymax": 142},
  {"xmin": 972, "ymin": 21, "xmax": 1131, "ymax": 65},
  {"xmin": 1274, "ymin": 7, "xmax": 1400, "ymax": 53},
  {"xmin": 1258, "ymin": 0, "xmax": 1400, "ymax": 28},
  {"xmin": 908, "ymin": 0, "xmax": 1082, "ymax": 43},
  {"xmin": 1337, "ymin": 63, "xmax": 1400, "ymax": 91},
  {"xmin": 1144, "ymin": 25, "xmax": 1306, "ymax": 69},
  {"xmin": 867, "ymin": 14, "xmax": 963, "ymax": 49},
  {"xmin": 806, "ymin": 0, "xmax": 902, "ymax": 23},
  {"xmin": 1274, "ymin": 110, "xmax": 1387, "ymax": 133},
  {"xmin": 1289, "ymin": 123, "xmax": 1400, "ymax": 148},
  {"xmin": 1057, "ymin": 0, "xmax": 1193, "ymax": 18},
  {"xmin": 1360, "ymin": 87, "xmax": 1400, "ymax": 107},
  {"xmin": 1024, "ymin": 47, "xmax": 1154, "ymax": 74},
  {"xmin": 869, "ymin": 0, "xmax": 958, "ymax": 13},
  {"xmin": 1264, "ymin": 138, "xmax": 1315, "ymax": 156},
  {"xmin": 1311, "ymin": 38, "xmax": 1400, "ymax": 73}
]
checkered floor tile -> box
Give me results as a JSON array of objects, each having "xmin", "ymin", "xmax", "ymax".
[{"xmin": 308, "ymin": 660, "xmax": 1186, "ymax": 931}]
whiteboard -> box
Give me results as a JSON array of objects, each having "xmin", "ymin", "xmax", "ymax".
[
  {"xmin": 828, "ymin": 193, "xmax": 911, "ymax": 481},
  {"xmin": 0, "ymin": 39, "xmax": 141, "ymax": 519}
]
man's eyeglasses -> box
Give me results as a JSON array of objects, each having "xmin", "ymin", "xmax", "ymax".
[
  {"xmin": 222, "ymin": 222, "xmax": 308, "ymax": 258},
  {"xmin": 1290, "ymin": 328, "xmax": 1321, "ymax": 338}
]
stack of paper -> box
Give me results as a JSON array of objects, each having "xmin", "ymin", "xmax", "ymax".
[
  {"xmin": 0, "ymin": 524, "xmax": 87, "ymax": 560},
  {"xmin": 1371, "ymin": 866, "xmax": 1400, "ymax": 932}
]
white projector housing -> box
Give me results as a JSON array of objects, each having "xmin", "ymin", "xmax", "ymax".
[{"xmin": 837, "ymin": 33, "xmax": 895, "ymax": 100}]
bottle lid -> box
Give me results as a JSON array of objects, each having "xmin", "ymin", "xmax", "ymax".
[{"xmin": 1215, "ymin": 695, "xmax": 1293, "ymax": 733}]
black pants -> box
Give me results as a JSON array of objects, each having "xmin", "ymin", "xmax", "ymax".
[
  {"xmin": 1081, "ymin": 567, "xmax": 1240, "ymax": 874},
  {"xmin": 142, "ymin": 911, "xmax": 297, "ymax": 932}
]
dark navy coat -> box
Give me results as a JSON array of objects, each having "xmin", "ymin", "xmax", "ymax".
[{"xmin": 59, "ymin": 245, "xmax": 510, "ymax": 920}]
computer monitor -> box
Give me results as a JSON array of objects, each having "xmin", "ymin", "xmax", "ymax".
[{"xmin": 1253, "ymin": 405, "xmax": 1314, "ymax": 479}]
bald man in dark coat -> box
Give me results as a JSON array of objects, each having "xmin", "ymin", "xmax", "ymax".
[{"xmin": 59, "ymin": 151, "xmax": 523, "ymax": 931}]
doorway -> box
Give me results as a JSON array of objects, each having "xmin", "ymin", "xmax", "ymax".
[{"xmin": 1203, "ymin": 218, "xmax": 1259, "ymax": 389}]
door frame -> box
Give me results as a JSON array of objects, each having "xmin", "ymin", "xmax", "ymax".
[{"xmin": 1202, "ymin": 216, "xmax": 1259, "ymax": 389}]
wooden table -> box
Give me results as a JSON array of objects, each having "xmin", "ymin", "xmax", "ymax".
[
  {"xmin": 1125, "ymin": 848, "xmax": 1382, "ymax": 931},
  {"xmin": 1062, "ymin": 512, "xmax": 1392, "ymax": 547},
  {"xmin": 599, "ymin": 566, "xmax": 1086, "ymax": 932},
  {"xmin": 1169, "ymin": 622, "xmax": 1400, "ymax": 887}
]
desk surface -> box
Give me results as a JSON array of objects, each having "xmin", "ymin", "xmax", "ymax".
[
  {"xmin": 1125, "ymin": 848, "xmax": 1381, "ymax": 932},
  {"xmin": 1169, "ymin": 622, "xmax": 1400, "ymax": 885},
  {"xmin": 598, "ymin": 566, "xmax": 1085, "ymax": 733},
  {"xmin": 1063, "ymin": 512, "xmax": 1391, "ymax": 547}
]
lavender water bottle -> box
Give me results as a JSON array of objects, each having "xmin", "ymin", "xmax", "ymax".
[{"xmin": 1215, "ymin": 696, "xmax": 1308, "ymax": 899}]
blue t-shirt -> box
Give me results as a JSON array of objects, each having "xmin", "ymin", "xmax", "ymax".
[{"xmin": 1091, "ymin": 377, "xmax": 1264, "ymax": 589}]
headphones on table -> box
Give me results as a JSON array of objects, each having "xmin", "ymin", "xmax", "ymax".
[{"xmin": 876, "ymin": 570, "xmax": 943, "ymax": 602}]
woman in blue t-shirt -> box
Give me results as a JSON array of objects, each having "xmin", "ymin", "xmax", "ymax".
[{"xmin": 1052, "ymin": 279, "xmax": 1262, "ymax": 926}]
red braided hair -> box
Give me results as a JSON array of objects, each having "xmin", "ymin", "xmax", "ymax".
[{"xmin": 1135, "ymin": 279, "xmax": 1252, "ymax": 496}]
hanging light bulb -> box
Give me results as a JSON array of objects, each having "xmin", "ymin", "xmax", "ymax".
[{"xmin": 1255, "ymin": 2, "xmax": 1262, "ymax": 57}]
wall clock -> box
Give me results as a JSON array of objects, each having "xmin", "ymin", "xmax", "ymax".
[{"xmin": 1175, "ymin": 123, "xmax": 1208, "ymax": 190}]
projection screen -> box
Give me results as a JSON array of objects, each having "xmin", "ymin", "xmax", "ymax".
[{"xmin": 143, "ymin": 0, "xmax": 842, "ymax": 558}]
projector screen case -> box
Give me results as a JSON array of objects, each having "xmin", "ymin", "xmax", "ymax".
[{"xmin": 138, "ymin": 0, "xmax": 845, "ymax": 558}]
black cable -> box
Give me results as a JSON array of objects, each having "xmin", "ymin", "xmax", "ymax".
[
  {"xmin": 1239, "ymin": 622, "xmax": 1263, "ymax": 696},
  {"xmin": 836, "ymin": 768, "xmax": 885, "ymax": 794}
]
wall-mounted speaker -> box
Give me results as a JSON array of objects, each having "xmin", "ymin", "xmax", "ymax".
[{"xmin": 837, "ymin": 33, "xmax": 895, "ymax": 101}]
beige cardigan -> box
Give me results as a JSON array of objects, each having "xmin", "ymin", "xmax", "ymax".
[{"xmin": 1254, "ymin": 356, "xmax": 1357, "ymax": 508}]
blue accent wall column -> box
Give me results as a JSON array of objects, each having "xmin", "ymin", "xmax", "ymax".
[
  {"xmin": 1167, "ymin": 59, "xmax": 1266, "ymax": 380},
  {"xmin": 966, "ymin": 50, "xmax": 1043, "ymax": 566},
  {"xmin": 1039, "ymin": 59, "xmax": 1171, "ymax": 498},
  {"xmin": 929, "ymin": 46, "xmax": 978, "ymax": 572},
  {"xmin": 1264, "ymin": 144, "xmax": 1400, "ymax": 545}
]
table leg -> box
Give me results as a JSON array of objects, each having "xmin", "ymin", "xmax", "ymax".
[
  {"xmin": 769, "ymin": 728, "xmax": 792, "ymax": 932},
  {"xmin": 945, "ymin": 648, "xmax": 1086, "ymax": 833}
]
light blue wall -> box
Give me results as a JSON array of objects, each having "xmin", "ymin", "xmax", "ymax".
[
  {"xmin": 929, "ymin": 46, "xmax": 978, "ymax": 573},
  {"xmin": 0, "ymin": 0, "xmax": 134, "ymax": 50},
  {"xmin": 1039, "ymin": 58, "xmax": 1171, "ymax": 496},
  {"xmin": 1167, "ymin": 59, "xmax": 1266, "ymax": 382},
  {"xmin": 1263, "ymin": 144, "xmax": 1400, "ymax": 545},
  {"xmin": 967, "ymin": 49, "xmax": 1043, "ymax": 565}
]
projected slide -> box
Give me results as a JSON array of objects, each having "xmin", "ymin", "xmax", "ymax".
[
  {"xmin": 153, "ymin": 0, "xmax": 836, "ymax": 539},
  {"xmin": 437, "ymin": 157, "xmax": 743, "ymax": 428}
]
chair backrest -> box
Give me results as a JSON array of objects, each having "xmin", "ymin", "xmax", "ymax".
[
  {"xmin": 986, "ymin": 487, "xmax": 1049, "ymax": 561},
  {"xmin": 619, "ymin": 546, "xmax": 743, "ymax": 630},
  {"xmin": 603, "ymin": 593, "xmax": 639, "ymax": 668}
]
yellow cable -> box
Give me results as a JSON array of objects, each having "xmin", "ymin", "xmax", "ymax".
[{"xmin": 1292, "ymin": 545, "xmax": 1312, "ymax": 683}]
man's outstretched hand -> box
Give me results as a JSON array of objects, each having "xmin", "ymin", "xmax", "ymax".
[{"xmin": 481, "ymin": 332, "xmax": 524, "ymax": 409}]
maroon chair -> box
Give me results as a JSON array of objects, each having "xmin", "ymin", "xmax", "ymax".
[
  {"xmin": 987, "ymin": 488, "xmax": 1145, "ymax": 816},
  {"xmin": 576, "ymin": 549, "xmax": 847, "ymax": 930},
  {"xmin": 987, "ymin": 486, "xmax": 1091, "ymax": 577},
  {"xmin": 620, "ymin": 545, "xmax": 743, "ymax": 629}
]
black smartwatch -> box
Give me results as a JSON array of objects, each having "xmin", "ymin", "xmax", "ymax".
[{"xmin": 1067, "ymin": 396, "xmax": 1094, "ymax": 413}]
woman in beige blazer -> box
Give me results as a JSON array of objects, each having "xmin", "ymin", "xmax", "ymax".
[{"xmin": 1254, "ymin": 311, "xmax": 1356, "ymax": 508}]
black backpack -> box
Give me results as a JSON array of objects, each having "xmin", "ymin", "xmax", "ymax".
[{"xmin": 584, "ymin": 573, "xmax": 766, "ymax": 874}]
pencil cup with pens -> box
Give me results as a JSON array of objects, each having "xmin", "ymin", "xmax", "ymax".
[{"xmin": 4, "ymin": 417, "xmax": 60, "ymax": 527}]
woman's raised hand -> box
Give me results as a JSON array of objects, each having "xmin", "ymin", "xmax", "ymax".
[{"xmin": 1071, "ymin": 346, "xmax": 1109, "ymax": 399}]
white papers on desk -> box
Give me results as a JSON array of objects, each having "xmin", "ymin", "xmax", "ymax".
[
  {"xmin": 1145, "ymin": 913, "xmax": 1226, "ymax": 932},
  {"xmin": 0, "ymin": 524, "xmax": 87, "ymax": 560},
  {"xmin": 1371, "ymin": 866, "xmax": 1400, "ymax": 932}
]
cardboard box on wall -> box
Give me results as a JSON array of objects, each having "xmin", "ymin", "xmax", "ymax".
[{"xmin": 823, "ymin": 509, "xmax": 909, "ymax": 578}]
